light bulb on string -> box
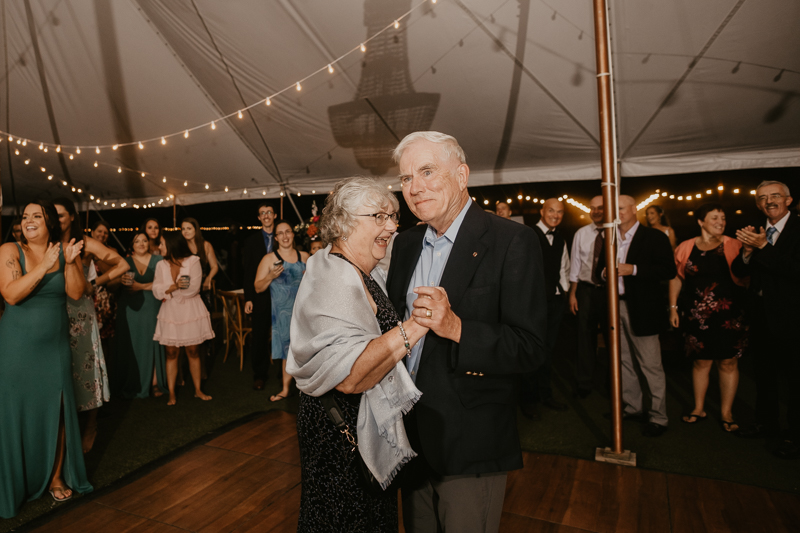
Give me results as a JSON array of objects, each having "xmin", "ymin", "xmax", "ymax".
[
  {"xmin": 296, "ymin": 82, "xmax": 302, "ymax": 91},
  {"xmin": 328, "ymin": 64, "xmax": 334, "ymax": 74},
  {"xmin": 266, "ymin": 97, "xmax": 271, "ymax": 106},
  {"xmin": 205, "ymin": 184, "xmax": 209, "ymax": 189},
  {"xmin": 211, "ymin": 121, "xmax": 216, "ymax": 130},
  {"xmin": 40, "ymin": 167, "xmax": 45, "ymax": 172},
  {"xmin": 75, "ymin": 147, "xmax": 80, "ymax": 154},
  {"xmin": 244, "ymin": 189, "xmax": 248, "ymax": 194},
  {"xmin": 38, "ymin": 143, "xmax": 43, "ymax": 150},
  {"xmin": 96, "ymin": 147, "xmax": 100, "ymax": 154},
  {"xmin": 24, "ymin": 159, "xmax": 30, "ymax": 164},
  {"xmin": 47, "ymin": 175, "xmax": 53, "ymax": 180},
  {"xmin": 224, "ymin": 186, "xmax": 229, "ymax": 192},
  {"xmin": 162, "ymin": 177, "xmax": 167, "ymax": 183},
  {"xmin": 77, "ymin": 189, "xmax": 82, "ymax": 193},
  {"xmin": 56, "ymin": 145, "xmax": 60, "ymax": 152},
  {"xmin": 184, "ymin": 130, "xmax": 189, "ymax": 138},
  {"xmin": 141, "ymin": 172, "xmax": 146, "ymax": 177},
  {"xmin": 138, "ymin": 142, "xmax": 144, "ymax": 149},
  {"xmin": 63, "ymin": 181, "xmax": 68, "ymax": 186},
  {"xmin": 6, "ymin": 135, "xmax": 11, "ymax": 141},
  {"xmin": 113, "ymin": 145, "xmax": 118, "ymax": 150},
  {"xmin": 118, "ymin": 167, "xmax": 122, "ymax": 173},
  {"xmin": 21, "ymin": 140, "xmax": 26, "ymax": 146},
  {"xmin": 94, "ymin": 161, "xmax": 98, "ymax": 167},
  {"xmin": 394, "ymin": 20, "xmax": 399, "ymax": 29},
  {"xmin": 43, "ymin": 147, "xmax": 47, "ymax": 152},
  {"xmin": 161, "ymin": 137, "xmax": 166, "ymax": 145},
  {"xmin": 16, "ymin": 139, "xmax": 20, "ymax": 144},
  {"xmin": 14, "ymin": 149, "xmax": 19, "ymax": 155},
  {"xmin": 360, "ymin": 43, "xmax": 366, "ymax": 52},
  {"xmin": 184, "ymin": 181, "xmax": 188, "ymax": 187},
  {"xmin": 237, "ymin": 110, "xmax": 243, "ymax": 119}
]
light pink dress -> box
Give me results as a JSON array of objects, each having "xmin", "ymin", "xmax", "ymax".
[{"xmin": 152, "ymin": 255, "xmax": 214, "ymax": 346}]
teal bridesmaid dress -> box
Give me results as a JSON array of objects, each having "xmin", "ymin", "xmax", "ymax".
[
  {"xmin": 0, "ymin": 244, "xmax": 92, "ymax": 519},
  {"xmin": 114, "ymin": 255, "xmax": 166, "ymax": 399}
]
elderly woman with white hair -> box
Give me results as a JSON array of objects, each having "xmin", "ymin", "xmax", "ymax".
[{"xmin": 288, "ymin": 177, "xmax": 428, "ymax": 532}]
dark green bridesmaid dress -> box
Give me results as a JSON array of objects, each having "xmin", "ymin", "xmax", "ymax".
[
  {"xmin": 114, "ymin": 254, "xmax": 166, "ymax": 399},
  {"xmin": 0, "ymin": 244, "xmax": 93, "ymax": 519}
]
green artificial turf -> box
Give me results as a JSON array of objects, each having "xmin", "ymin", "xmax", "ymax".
[{"xmin": 4, "ymin": 318, "xmax": 799, "ymax": 532}]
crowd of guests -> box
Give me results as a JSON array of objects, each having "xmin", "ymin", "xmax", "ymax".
[
  {"xmin": 1, "ymin": 128, "xmax": 797, "ymax": 532},
  {"xmin": 505, "ymin": 180, "xmax": 798, "ymax": 455}
]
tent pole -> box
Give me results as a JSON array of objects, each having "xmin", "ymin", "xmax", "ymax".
[{"xmin": 592, "ymin": 0, "xmax": 634, "ymax": 466}]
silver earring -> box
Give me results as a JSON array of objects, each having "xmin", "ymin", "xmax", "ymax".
[{"xmin": 342, "ymin": 236, "xmax": 348, "ymax": 241}]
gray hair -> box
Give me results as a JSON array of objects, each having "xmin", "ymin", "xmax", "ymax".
[
  {"xmin": 755, "ymin": 180, "xmax": 790, "ymax": 198},
  {"xmin": 392, "ymin": 131, "xmax": 466, "ymax": 165},
  {"xmin": 319, "ymin": 177, "xmax": 400, "ymax": 245}
]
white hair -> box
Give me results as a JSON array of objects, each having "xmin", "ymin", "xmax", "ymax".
[
  {"xmin": 392, "ymin": 131, "xmax": 466, "ymax": 165},
  {"xmin": 756, "ymin": 180, "xmax": 790, "ymax": 197},
  {"xmin": 319, "ymin": 177, "xmax": 400, "ymax": 245}
]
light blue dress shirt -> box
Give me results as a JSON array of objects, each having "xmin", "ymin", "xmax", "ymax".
[{"xmin": 404, "ymin": 201, "xmax": 472, "ymax": 381}]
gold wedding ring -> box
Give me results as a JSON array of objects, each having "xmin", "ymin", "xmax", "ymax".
[{"xmin": 426, "ymin": 309, "xmax": 432, "ymax": 318}]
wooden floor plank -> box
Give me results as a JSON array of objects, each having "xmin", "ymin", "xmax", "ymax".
[
  {"xmin": 230, "ymin": 484, "xmax": 301, "ymax": 533},
  {"xmin": 504, "ymin": 453, "xmax": 670, "ymax": 533},
  {"xmin": 206, "ymin": 410, "xmax": 298, "ymax": 459},
  {"xmin": 30, "ymin": 502, "xmax": 184, "ymax": 532},
  {"xmin": 667, "ymin": 473, "xmax": 800, "ymax": 533},
  {"xmin": 500, "ymin": 513, "xmax": 596, "ymax": 533}
]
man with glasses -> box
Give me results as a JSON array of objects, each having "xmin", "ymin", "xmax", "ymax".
[
  {"xmin": 387, "ymin": 131, "xmax": 546, "ymax": 532},
  {"xmin": 732, "ymin": 180, "xmax": 800, "ymax": 459},
  {"xmin": 243, "ymin": 203, "xmax": 276, "ymax": 391}
]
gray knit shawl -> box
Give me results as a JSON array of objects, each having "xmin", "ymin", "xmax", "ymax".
[{"xmin": 287, "ymin": 245, "xmax": 420, "ymax": 489}]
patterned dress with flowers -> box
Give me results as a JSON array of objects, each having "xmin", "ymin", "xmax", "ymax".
[{"xmin": 680, "ymin": 243, "xmax": 747, "ymax": 360}]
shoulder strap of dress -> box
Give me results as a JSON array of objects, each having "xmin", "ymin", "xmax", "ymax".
[
  {"xmin": 295, "ymin": 248, "xmax": 301, "ymax": 263},
  {"xmin": 274, "ymin": 249, "xmax": 284, "ymax": 262}
]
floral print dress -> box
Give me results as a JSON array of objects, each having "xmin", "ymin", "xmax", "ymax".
[{"xmin": 680, "ymin": 243, "xmax": 747, "ymax": 360}]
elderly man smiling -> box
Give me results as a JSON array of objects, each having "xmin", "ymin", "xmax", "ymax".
[{"xmin": 386, "ymin": 131, "xmax": 546, "ymax": 533}]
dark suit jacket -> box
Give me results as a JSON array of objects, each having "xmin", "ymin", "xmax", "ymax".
[
  {"xmin": 242, "ymin": 231, "xmax": 272, "ymax": 310},
  {"xmin": 731, "ymin": 214, "xmax": 800, "ymax": 331},
  {"xmin": 386, "ymin": 201, "xmax": 547, "ymax": 476},
  {"xmin": 595, "ymin": 224, "xmax": 676, "ymax": 337}
]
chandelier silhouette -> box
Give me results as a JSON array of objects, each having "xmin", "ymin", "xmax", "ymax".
[{"xmin": 329, "ymin": 0, "xmax": 440, "ymax": 175}]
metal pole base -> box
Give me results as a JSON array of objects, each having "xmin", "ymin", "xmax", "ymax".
[{"xmin": 595, "ymin": 447, "xmax": 637, "ymax": 467}]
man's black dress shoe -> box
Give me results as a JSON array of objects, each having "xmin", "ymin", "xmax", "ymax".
[
  {"xmin": 603, "ymin": 411, "xmax": 646, "ymax": 423},
  {"xmin": 520, "ymin": 404, "xmax": 541, "ymax": 421},
  {"xmin": 542, "ymin": 397, "xmax": 569, "ymax": 411},
  {"xmin": 642, "ymin": 422, "xmax": 668, "ymax": 437},
  {"xmin": 253, "ymin": 379, "xmax": 265, "ymax": 391},
  {"xmin": 773, "ymin": 439, "xmax": 800, "ymax": 460}
]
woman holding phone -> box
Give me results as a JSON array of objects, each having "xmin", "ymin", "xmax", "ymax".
[
  {"xmin": 152, "ymin": 233, "xmax": 214, "ymax": 405},
  {"xmin": 255, "ymin": 220, "xmax": 308, "ymax": 402}
]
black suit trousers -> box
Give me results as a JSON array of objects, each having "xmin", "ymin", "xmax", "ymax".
[
  {"xmin": 748, "ymin": 297, "xmax": 800, "ymax": 439},
  {"xmin": 520, "ymin": 294, "xmax": 567, "ymax": 404},
  {"xmin": 575, "ymin": 282, "xmax": 608, "ymax": 390},
  {"xmin": 249, "ymin": 306, "xmax": 271, "ymax": 380}
]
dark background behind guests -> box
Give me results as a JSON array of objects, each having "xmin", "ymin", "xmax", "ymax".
[{"xmin": 2, "ymin": 169, "xmax": 797, "ymax": 284}]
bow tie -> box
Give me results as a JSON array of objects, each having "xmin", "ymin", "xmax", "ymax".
[{"xmin": 546, "ymin": 229, "xmax": 555, "ymax": 235}]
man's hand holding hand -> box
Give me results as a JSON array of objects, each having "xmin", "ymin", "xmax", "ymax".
[{"xmin": 411, "ymin": 286, "xmax": 461, "ymax": 343}]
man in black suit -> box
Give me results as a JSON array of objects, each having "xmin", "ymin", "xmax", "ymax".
[
  {"xmin": 387, "ymin": 132, "xmax": 546, "ymax": 532},
  {"xmin": 242, "ymin": 203, "xmax": 276, "ymax": 391},
  {"xmin": 520, "ymin": 198, "xmax": 570, "ymax": 420},
  {"xmin": 596, "ymin": 195, "xmax": 676, "ymax": 437},
  {"xmin": 732, "ymin": 180, "xmax": 800, "ymax": 459}
]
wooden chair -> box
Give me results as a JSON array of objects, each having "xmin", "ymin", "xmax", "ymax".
[{"xmin": 217, "ymin": 290, "xmax": 252, "ymax": 371}]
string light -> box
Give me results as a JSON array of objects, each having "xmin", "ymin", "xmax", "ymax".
[
  {"xmin": 161, "ymin": 137, "xmax": 166, "ymax": 145},
  {"xmin": 113, "ymin": 144, "xmax": 118, "ymax": 150},
  {"xmin": 360, "ymin": 43, "xmax": 366, "ymax": 52},
  {"xmin": 184, "ymin": 130, "xmax": 189, "ymax": 138},
  {"xmin": 38, "ymin": 143, "xmax": 43, "ymax": 150},
  {"xmin": 184, "ymin": 181, "xmax": 188, "ymax": 186},
  {"xmin": 296, "ymin": 82, "xmax": 302, "ymax": 91},
  {"xmin": 118, "ymin": 167, "xmax": 122, "ymax": 173},
  {"xmin": 266, "ymin": 98, "xmax": 271, "ymax": 106},
  {"xmin": 238, "ymin": 110, "xmax": 243, "ymax": 119},
  {"xmin": 211, "ymin": 121, "xmax": 216, "ymax": 130},
  {"xmin": 394, "ymin": 20, "xmax": 399, "ymax": 29},
  {"xmin": 56, "ymin": 145, "xmax": 60, "ymax": 152},
  {"xmin": 162, "ymin": 177, "xmax": 167, "ymax": 183},
  {"xmin": 224, "ymin": 186, "xmax": 229, "ymax": 192},
  {"xmin": 717, "ymin": 185, "xmax": 724, "ymax": 191},
  {"xmin": 138, "ymin": 142, "xmax": 144, "ymax": 149},
  {"xmin": 96, "ymin": 146, "xmax": 100, "ymax": 154},
  {"xmin": 205, "ymin": 184, "xmax": 209, "ymax": 189},
  {"xmin": 47, "ymin": 175, "xmax": 53, "ymax": 180},
  {"xmin": 75, "ymin": 147, "xmax": 80, "ymax": 154},
  {"xmin": 24, "ymin": 159, "xmax": 30, "ymax": 164},
  {"xmin": 328, "ymin": 64, "xmax": 334, "ymax": 74},
  {"xmin": 734, "ymin": 189, "xmax": 740, "ymax": 194},
  {"xmin": 94, "ymin": 161, "xmax": 98, "ymax": 167}
]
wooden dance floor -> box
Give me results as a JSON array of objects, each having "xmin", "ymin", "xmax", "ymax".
[{"xmin": 31, "ymin": 410, "xmax": 800, "ymax": 533}]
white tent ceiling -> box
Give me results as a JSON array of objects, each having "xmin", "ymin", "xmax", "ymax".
[{"xmin": 1, "ymin": 0, "xmax": 798, "ymax": 214}]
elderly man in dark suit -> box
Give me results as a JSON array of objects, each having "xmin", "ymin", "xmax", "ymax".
[
  {"xmin": 242, "ymin": 203, "xmax": 276, "ymax": 391},
  {"xmin": 732, "ymin": 180, "xmax": 800, "ymax": 459},
  {"xmin": 596, "ymin": 195, "xmax": 676, "ymax": 438},
  {"xmin": 387, "ymin": 131, "xmax": 546, "ymax": 533}
]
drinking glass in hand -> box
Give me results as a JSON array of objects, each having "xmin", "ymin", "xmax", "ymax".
[
  {"xmin": 122, "ymin": 271, "xmax": 135, "ymax": 286},
  {"xmin": 178, "ymin": 275, "xmax": 191, "ymax": 290}
]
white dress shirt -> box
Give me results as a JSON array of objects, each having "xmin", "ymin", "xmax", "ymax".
[
  {"xmin": 766, "ymin": 211, "xmax": 790, "ymax": 244},
  {"xmin": 569, "ymin": 222, "xmax": 603, "ymax": 284},
  {"xmin": 616, "ymin": 221, "xmax": 640, "ymax": 295},
  {"xmin": 536, "ymin": 220, "xmax": 570, "ymax": 294}
]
